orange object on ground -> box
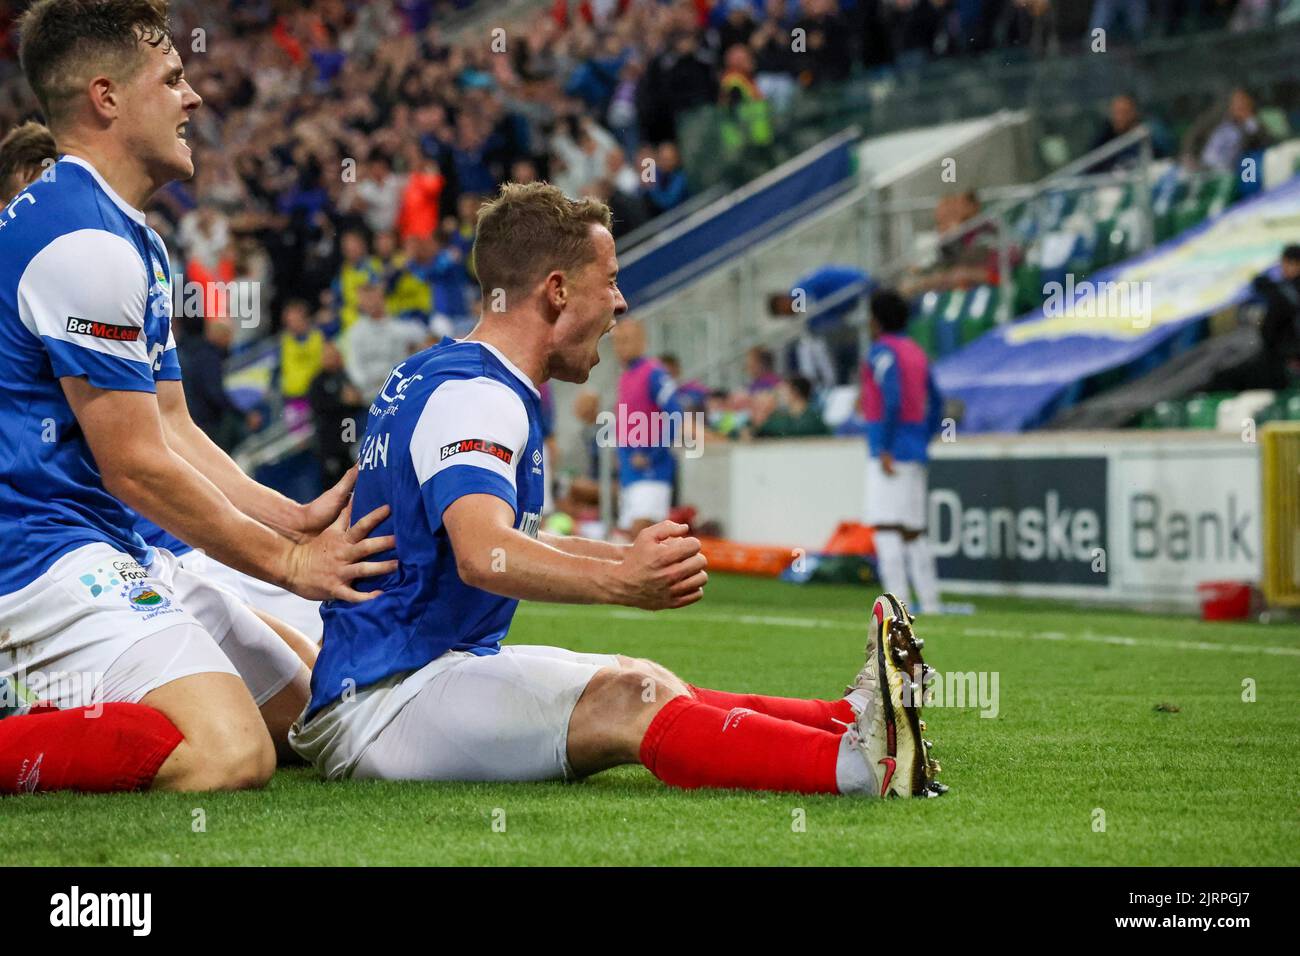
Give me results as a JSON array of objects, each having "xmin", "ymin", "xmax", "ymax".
[
  {"xmin": 698, "ymin": 537, "xmax": 796, "ymax": 577},
  {"xmin": 821, "ymin": 521, "xmax": 876, "ymax": 557}
]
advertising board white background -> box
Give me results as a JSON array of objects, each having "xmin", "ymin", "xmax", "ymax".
[{"xmin": 678, "ymin": 431, "xmax": 1261, "ymax": 608}]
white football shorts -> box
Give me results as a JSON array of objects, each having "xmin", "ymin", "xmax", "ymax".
[
  {"xmin": 177, "ymin": 550, "xmax": 323, "ymax": 643},
  {"xmin": 619, "ymin": 479, "xmax": 672, "ymax": 528},
  {"xmin": 864, "ymin": 457, "xmax": 929, "ymax": 531},
  {"xmin": 0, "ymin": 543, "xmax": 301, "ymax": 709},
  {"xmin": 290, "ymin": 644, "xmax": 619, "ymax": 782}
]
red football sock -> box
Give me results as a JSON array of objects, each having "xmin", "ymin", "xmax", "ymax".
[
  {"xmin": 688, "ymin": 684, "xmax": 856, "ymax": 734},
  {"xmin": 0, "ymin": 704, "xmax": 182, "ymax": 795},
  {"xmin": 640, "ymin": 695, "xmax": 843, "ymax": 794}
]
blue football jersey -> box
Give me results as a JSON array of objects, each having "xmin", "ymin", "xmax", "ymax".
[
  {"xmin": 306, "ymin": 339, "xmax": 546, "ymax": 719},
  {"xmin": 0, "ymin": 157, "xmax": 181, "ymax": 595}
]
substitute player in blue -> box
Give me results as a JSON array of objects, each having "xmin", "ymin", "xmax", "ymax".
[
  {"xmin": 861, "ymin": 289, "xmax": 946, "ymax": 613},
  {"xmin": 0, "ymin": 0, "xmax": 393, "ymax": 793},
  {"xmin": 611, "ymin": 317, "xmax": 683, "ymax": 535},
  {"xmin": 292, "ymin": 184, "xmax": 945, "ymax": 798}
]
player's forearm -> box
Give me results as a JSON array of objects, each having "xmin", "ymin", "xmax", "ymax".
[
  {"xmin": 106, "ymin": 449, "xmax": 292, "ymax": 586},
  {"xmin": 164, "ymin": 415, "xmax": 308, "ymax": 541},
  {"xmin": 539, "ymin": 532, "xmax": 630, "ymax": 562},
  {"xmin": 460, "ymin": 530, "xmax": 628, "ymax": 605}
]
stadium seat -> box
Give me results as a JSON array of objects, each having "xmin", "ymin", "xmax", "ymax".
[
  {"xmin": 933, "ymin": 289, "xmax": 968, "ymax": 357},
  {"xmin": 909, "ymin": 290, "xmax": 946, "ymax": 356},
  {"xmin": 1013, "ymin": 264, "xmax": 1044, "ymax": 316},
  {"xmin": 960, "ymin": 285, "xmax": 999, "ymax": 344},
  {"xmin": 1184, "ymin": 393, "xmax": 1228, "ymax": 429},
  {"xmin": 1142, "ymin": 400, "xmax": 1187, "ymax": 429}
]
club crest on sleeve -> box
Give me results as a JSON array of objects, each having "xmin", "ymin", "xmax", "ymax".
[{"xmin": 440, "ymin": 439, "xmax": 514, "ymax": 464}]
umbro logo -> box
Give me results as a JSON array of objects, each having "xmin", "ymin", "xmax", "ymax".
[{"xmin": 721, "ymin": 707, "xmax": 755, "ymax": 732}]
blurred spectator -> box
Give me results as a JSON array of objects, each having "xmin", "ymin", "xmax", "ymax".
[
  {"xmin": 753, "ymin": 375, "xmax": 830, "ymax": 437},
  {"xmin": 901, "ymin": 191, "xmax": 1010, "ymax": 295},
  {"xmin": 1185, "ymin": 87, "xmax": 1274, "ymax": 172},
  {"xmin": 1252, "ymin": 243, "xmax": 1300, "ymax": 384},
  {"xmin": 552, "ymin": 113, "xmax": 620, "ymax": 199},
  {"xmin": 332, "ymin": 229, "xmax": 377, "ymax": 330},
  {"xmin": 308, "ymin": 341, "xmax": 368, "ymax": 491},
  {"xmin": 599, "ymin": 146, "xmax": 650, "ymax": 236},
  {"xmin": 179, "ymin": 318, "xmax": 261, "ymax": 452},
  {"xmin": 402, "ymin": 232, "xmax": 472, "ymax": 333},
  {"xmin": 387, "ymin": 232, "xmax": 434, "ymax": 321},
  {"xmin": 278, "ymin": 299, "xmax": 324, "ymax": 428},
  {"xmin": 347, "ymin": 154, "xmax": 405, "ymax": 235},
  {"xmin": 177, "ymin": 205, "xmax": 231, "ymax": 271},
  {"xmin": 341, "ymin": 281, "xmax": 430, "ymax": 397},
  {"xmin": 794, "ymin": 0, "xmax": 854, "ymax": 85},
  {"xmin": 750, "ymin": 0, "xmax": 800, "ymax": 111},
  {"xmin": 645, "ymin": 141, "xmax": 689, "ymax": 215},
  {"xmin": 659, "ymin": 353, "xmax": 710, "ymax": 411},
  {"xmin": 1208, "ymin": 244, "xmax": 1300, "ymax": 391},
  {"xmin": 771, "ymin": 264, "xmax": 872, "ymax": 386},
  {"xmin": 1090, "ymin": 0, "xmax": 1149, "ymax": 45},
  {"xmin": 0, "ymin": 120, "xmax": 55, "ymax": 202},
  {"xmin": 639, "ymin": 29, "xmax": 716, "ymax": 145},
  {"xmin": 395, "ymin": 148, "xmax": 446, "ymax": 241},
  {"xmin": 1088, "ymin": 93, "xmax": 1175, "ymax": 170},
  {"xmin": 719, "ymin": 43, "xmax": 773, "ymax": 158},
  {"xmin": 606, "ymin": 59, "xmax": 644, "ymax": 157},
  {"xmin": 745, "ymin": 345, "xmax": 782, "ymax": 393},
  {"xmin": 573, "ymin": 388, "xmax": 606, "ymax": 482}
]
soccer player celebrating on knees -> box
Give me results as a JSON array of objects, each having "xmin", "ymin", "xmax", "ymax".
[
  {"xmin": 293, "ymin": 183, "xmax": 945, "ymax": 798},
  {"xmin": 0, "ymin": 0, "xmax": 395, "ymax": 795},
  {"xmin": 0, "ymin": 118, "xmax": 320, "ymax": 796}
]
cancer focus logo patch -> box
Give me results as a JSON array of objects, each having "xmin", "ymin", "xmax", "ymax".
[
  {"xmin": 123, "ymin": 583, "xmax": 170, "ymax": 613},
  {"xmin": 78, "ymin": 567, "xmax": 122, "ymax": 598}
]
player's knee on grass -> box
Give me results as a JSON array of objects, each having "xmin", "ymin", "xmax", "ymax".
[
  {"xmin": 173, "ymin": 726, "xmax": 275, "ymax": 792},
  {"xmin": 142, "ymin": 671, "xmax": 277, "ymax": 793}
]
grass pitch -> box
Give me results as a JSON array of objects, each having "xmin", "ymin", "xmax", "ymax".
[{"xmin": 5, "ymin": 574, "xmax": 1298, "ymax": 866}]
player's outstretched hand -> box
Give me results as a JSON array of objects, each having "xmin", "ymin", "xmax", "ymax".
[
  {"xmin": 283, "ymin": 499, "xmax": 398, "ymax": 602},
  {"xmin": 295, "ymin": 464, "xmax": 360, "ymax": 539},
  {"xmin": 615, "ymin": 520, "xmax": 708, "ymax": 611}
]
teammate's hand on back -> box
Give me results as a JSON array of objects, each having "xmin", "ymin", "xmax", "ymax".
[
  {"xmin": 880, "ymin": 451, "xmax": 896, "ymax": 476},
  {"xmin": 294, "ymin": 464, "xmax": 359, "ymax": 540},
  {"xmin": 282, "ymin": 498, "xmax": 398, "ymax": 602},
  {"xmin": 615, "ymin": 520, "xmax": 708, "ymax": 611}
]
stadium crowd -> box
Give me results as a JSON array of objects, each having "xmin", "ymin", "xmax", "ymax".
[{"xmin": 0, "ymin": 0, "xmax": 1292, "ymax": 474}]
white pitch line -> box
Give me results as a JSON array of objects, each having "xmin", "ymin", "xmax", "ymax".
[{"xmin": 519, "ymin": 605, "xmax": 1300, "ymax": 658}]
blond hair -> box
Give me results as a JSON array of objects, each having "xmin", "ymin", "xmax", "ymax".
[{"xmin": 473, "ymin": 182, "xmax": 612, "ymax": 299}]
